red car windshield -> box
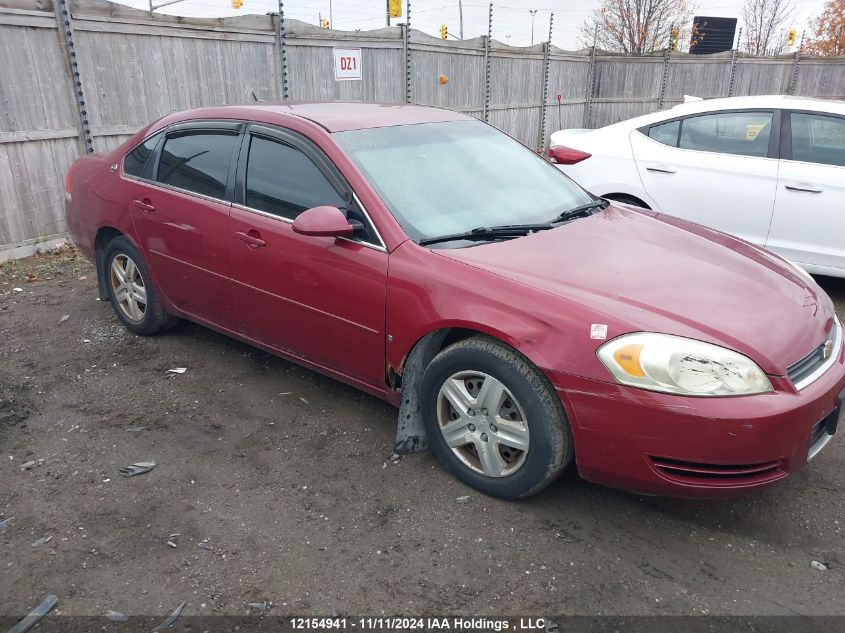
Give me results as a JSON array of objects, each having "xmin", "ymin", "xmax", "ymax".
[{"xmin": 334, "ymin": 120, "xmax": 591, "ymax": 244}]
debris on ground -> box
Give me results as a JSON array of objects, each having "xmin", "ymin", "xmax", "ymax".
[
  {"xmin": 118, "ymin": 461, "xmax": 156, "ymax": 477},
  {"xmin": 248, "ymin": 601, "xmax": 267, "ymax": 610},
  {"xmin": 32, "ymin": 535, "xmax": 52, "ymax": 547},
  {"xmin": 126, "ymin": 426, "xmax": 145, "ymax": 433},
  {"xmin": 167, "ymin": 367, "xmax": 187, "ymax": 374},
  {"xmin": 0, "ymin": 517, "xmax": 11, "ymax": 531},
  {"xmin": 59, "ymin": 314, "xmax": 70, "ymax": 323},
  {"xmin": 455, "ymin": 495, "xmax": 472, "ymax": 504},
  {"xmin": 20, "ymin": 460, "xmax": 36, "ymax": 470},
  {"xmin": 166, "ymin": 540, "xmax": 177, "ymax": 548},
  {"xmin": 811, "ymin": 560, "xmax": 829, "ymax": 571},
  {"xmin": 300, "ymin": 397, "xmax": 309, "ymax": 404},
  {"xmin": 6, "ymin": 594, "xmax": 58, "ymax": 633},
  {"xmin": 152, "ymin": 601, "xmax": 185, "ymax": 632},
  {"xmin": 105, "ymin": 610, "xmax": 128, "ymax": 622},
  {"xmin": 12, "ymin": 287, "xmax": 23, "ymax": 292},
  {"xmin": 197, "ymin": 542, "xmax": 212, "ymax": 550}
]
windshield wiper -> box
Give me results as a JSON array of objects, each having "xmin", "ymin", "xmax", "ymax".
[
  {"xmin": 419, "ymin": 223, "xmax": 553, "ymax": 247},
  {"xmin": 552, "ymin": 198, "xmax": 610, "ymax": 223}
]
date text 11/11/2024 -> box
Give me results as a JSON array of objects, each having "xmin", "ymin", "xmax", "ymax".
[{"xmin": 290, "ymin": 617, "xmax": 552, "ymax": 631}]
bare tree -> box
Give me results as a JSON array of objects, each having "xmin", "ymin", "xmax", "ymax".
[
  {"xmin": 742, "ymin": 0, "xmax": 795, "ymax": 55},
  {"xmin": 579, "ymin": 0, "xmax": 695, "ymax": 54}
]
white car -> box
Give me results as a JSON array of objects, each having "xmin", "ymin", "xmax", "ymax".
[{"xmin": 550, "ymin": 95, "xmax": 845, "ymax": 277}]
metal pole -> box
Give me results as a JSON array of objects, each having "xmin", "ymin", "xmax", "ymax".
[
  {"xmin": 727, "ymin": 47, "xmax": 738, "ymax": 97},
  {"xmin": 458, "ymin": 0, "xmax": 464, "ymax": 39},
  {"xmin": 658, "ymin": 46, "xmax": 670, "ymax": 109},
  {"xmin": 329, "ymin": 0, "xmax": 333, "ymax": 29},
  {"xmin": 482, "ymin": 2, "xmax": 493, "ymax": 121},
  {"xmin": 538, "ymin": 13, "xmax": 553, "ymax": 151},
  {"xmin": 55, "ymin": 0, "xmax": 93, "ymax": 154},
  {"xmin": 386, "ymin": 0, "xmax": 390, "ymax": 27},
  {"xmin": 529, "ymin": 9, "xmax": 537, "ymax": 46},
  {"xmin": 790, "ymin": 49, "xmax": 801, "ymax": 95},
  {"xmin": 403, "ymin": 0, "xmax": 412, "ymax": 103},
  {"xmin": 277, "ymin": 1, "xmax": 289, "ymax": 100}
]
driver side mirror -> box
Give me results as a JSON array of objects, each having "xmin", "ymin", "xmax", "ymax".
[{"xmin": 292, "ymin": 206, "xmax": 356, "ymax": 238}]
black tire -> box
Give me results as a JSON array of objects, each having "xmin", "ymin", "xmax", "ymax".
[
  {"xmin": 103, "ymin": 236, "xmax": 178, "ymax": 336},
  {"xmin": 604, "ymin": 193, "xmax": 650, "ymax": 209},
  {"xmin": 420, "ymin": 336, "xmax": 574, "ymax": 499}
]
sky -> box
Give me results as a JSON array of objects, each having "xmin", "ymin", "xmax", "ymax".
[{"xmin": 116, "ymin": 0, "xmax": 828, "ymax": 50}]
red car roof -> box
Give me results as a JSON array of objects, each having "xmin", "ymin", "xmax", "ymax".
[{"xmin": 245, "ymin": 102, "xmax": 473, "ymax": 132}]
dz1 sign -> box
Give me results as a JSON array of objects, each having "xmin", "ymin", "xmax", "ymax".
[{"xmin": 333, "ymin": 48, "xmax": 362, "ymax": 81}]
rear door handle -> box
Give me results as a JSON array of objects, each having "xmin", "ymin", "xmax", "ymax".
[
  {"xmin": 785, "ymin": 184, "xmax": 823, "ymax": 194},
  {"xmin": 235, "ymin": 230, "xmax": 266, "ymax": 248},
  {"xmin": 646, "ymin": 165, "xmax": 676, "ymax": 174},
  {"xmin": 131, "ymin": 199, "xmax": 155, "ymax": 213}
]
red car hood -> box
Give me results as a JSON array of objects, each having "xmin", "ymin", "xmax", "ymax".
[{"xmin": 435, "ymin": 205, "xmax": 835, "ymax": 375}]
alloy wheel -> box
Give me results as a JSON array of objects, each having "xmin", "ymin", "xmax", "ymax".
[{"xmin": 109, "ymin": 253, "xmax": 147, "ymax": 322}]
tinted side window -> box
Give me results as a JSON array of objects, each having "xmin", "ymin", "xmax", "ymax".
[
  {"xmin": 245, "ymin": 135, "xmax": 345, "ymax": 221},
  {"xmin": 648, "ymin": 120, "xmax": 680, "ymax": 146},
  {"xmin": 124, "ymin": 133, "xmax": 161, "ymax": 178},
  {"xmin": 679, "ymin": 111, "xmax": 773, "ymax": 157},
  {"xmin": 790, "ymin": 113, "xmax": 845, "ymax": 167},
  {"xmin": 156, "ymin": 131, "xmax": 237, "ymax": 199}
]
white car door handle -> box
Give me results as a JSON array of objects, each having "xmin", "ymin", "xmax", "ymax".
[
  {"xmin": 785, "ymin": 184, "xmax": 823, "ymax": 194},
  {"xmin": 646, "ymin": 166, "xmax": 676, "ymax": 174}
]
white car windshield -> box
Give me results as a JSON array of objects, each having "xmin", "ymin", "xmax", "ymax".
[{"xmin": 334, "ymin": 120, "xmax": 592, "ymax": 243}]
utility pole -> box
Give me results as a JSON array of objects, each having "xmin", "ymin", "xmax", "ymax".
[
  {"xmin": 458, "ymin": 0, "xmax": 464, "ymax": 39},
  {"xmin": 529, "ymin": 9, "xmax": 538, "ymax": 45},
  {"xmin": 386, "ymin": 0, "xmax": 390, "ymax": 26},
  {"xmin": 329, "ymin": 0, "xmax": 333, "ymax": 29}
]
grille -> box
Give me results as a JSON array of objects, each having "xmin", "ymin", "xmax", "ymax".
[
  {"xmin": 810, "ymin": 418, "xmax": 829, "ymax": 448},
  {"xmin": 650, "ymin": 456, "xmax": 785, "ymax": 485},
  {"xmin": 788, "ymin": 343, "xmax": 829, "ymax": 385},
  {"xmin": 787, "ymin": 322, "xmax": 840, "ymax": 389}
]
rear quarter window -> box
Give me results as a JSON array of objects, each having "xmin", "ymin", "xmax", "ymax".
[{"xmin": 123, "ymin": 132, "xmax": 162, "ymax": 178}]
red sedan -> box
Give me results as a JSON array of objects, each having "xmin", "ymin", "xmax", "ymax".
[{"xmin": 65, "ymin": 103, "xmax": 844, "ymax": 499}]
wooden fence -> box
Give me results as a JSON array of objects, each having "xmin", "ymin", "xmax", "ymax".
[{"xmin": 1, "ymin": 0, "xmax": 844, "ymax": 251}]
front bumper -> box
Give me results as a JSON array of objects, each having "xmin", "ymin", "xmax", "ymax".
[{"xmin": 548, "ymin": 346, "xmax": 845, "ymax": 498}]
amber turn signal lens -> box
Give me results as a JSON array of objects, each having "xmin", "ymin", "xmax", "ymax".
[{"xmin": 613, "ymin": 344, "xmax": 645, "ymax": 377}]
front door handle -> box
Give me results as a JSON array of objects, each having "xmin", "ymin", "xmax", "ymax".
[
  {"xmin": 785, "ymin": 184, "xmax": 823, "ymax": 194},
  {"xmin": 132, "ymin": 199, "xmax": 155, "ymax": 213},
  {"xmin": 646, "ymin": 165, "xmax": 676, "ymax": 174},
  {"xmin": 235, "ymin": 230, "xmax": 267, "ymax": 249}
]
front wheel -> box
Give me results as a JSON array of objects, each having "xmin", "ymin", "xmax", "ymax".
[{"xmin": 420, "ymin": 336, "xmax": 574, "ymax": 499}]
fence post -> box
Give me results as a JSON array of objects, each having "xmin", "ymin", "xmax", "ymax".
[
  {"xmin": 789, "ymin": 51, "xmax": 801, "ymax": 95},
  {"xmin": 482, "ymin": 2, "xmax": 493, "ymax": 121},
  {"xmin": 727, "ymin": 48, "xmax": 738, "ymax": 96},
  {"xmin": 537, "ymin": 13, "xmax": 553, "ymax": 150},
  {"xmin": 403, "ymin": 0, "xmax": 412, "ymax": 103},
  {"xmin": 276, "ymin": 1, "xmax": 289, "ymax": 100},
  {"xmin": 55, "ymin": 0, "xmax": 93, "ymax": 153},
  {"xmin": 658, "ymin": 47, "xmax": 670, "ymax": 109},
  {"xmin": 583, "ymin": 45, "xmax": 597, "ymax": 128}
]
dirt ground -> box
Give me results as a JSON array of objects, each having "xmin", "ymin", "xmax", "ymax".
[{"xmin": 1, "ymin": 246, "xmax": 844, "ymax": 619}]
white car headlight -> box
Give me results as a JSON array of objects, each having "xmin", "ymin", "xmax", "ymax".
[{"xmin": 597, "ymin": 333, "xmax": 772, "ymax": 396}]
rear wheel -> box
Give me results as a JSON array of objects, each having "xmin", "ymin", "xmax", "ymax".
[
  {"xmin": 104, "ymin": 237, "xmax": 178, "ymax": 335},
  {"xmin": 420, "ymin": 336, "xmax": 574, "ymax": 499}
]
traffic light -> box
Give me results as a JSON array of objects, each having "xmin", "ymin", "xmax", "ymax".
[
  {"xmin": 669, "ymin": 25, "xmax": 679, "ymax": 51},
  {"xmin": 388, "ymin": 0, "xmax": 402, "ymax": 18},
  {"xmin": 786, "ymin": 28, "xmax": 797, "ymax": 47},
  {"xmin": 320, "ymin": 17, "xmax": 329, "ymax": 29},
  {"xmin": 440, "ymin": 24, "xmax": 447, "ymax": 40},
  {"xmin": 231, "ymin": 0, "xmax": 243, "ymax": 8}
]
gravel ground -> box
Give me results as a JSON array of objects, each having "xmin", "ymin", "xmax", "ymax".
[{"xmin": 1, "ymin": 247, "xmax": 844, "ymax": 618}]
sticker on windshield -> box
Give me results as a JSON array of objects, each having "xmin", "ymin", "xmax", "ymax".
[{"xmin": 590, "ymin": 324, "xmax": 608, "ymax": 340}]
